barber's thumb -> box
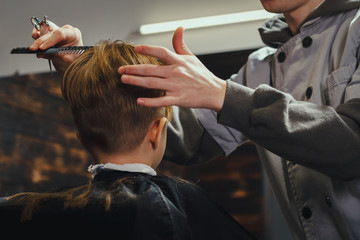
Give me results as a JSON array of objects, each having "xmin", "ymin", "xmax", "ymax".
[{"xmin": 172, "ymin": 27, "xmax": 192, "ymax": 55}]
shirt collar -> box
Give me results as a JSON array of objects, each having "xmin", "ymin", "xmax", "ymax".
[
  {"xmin": 87, "ymin": 163, "xmax": 157, "ymax": 178},
  {"xmin": 305, "ymin": 0, "xmax": 360, "ymax": 23},
  {"xmin": 258, "ymin": 0, "xmax": 360, "ymax": 47}
]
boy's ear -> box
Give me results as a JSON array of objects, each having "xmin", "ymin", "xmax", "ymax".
[{"xmin": 149, "ymin": 117, "xmax": 168, "ymax": 149}]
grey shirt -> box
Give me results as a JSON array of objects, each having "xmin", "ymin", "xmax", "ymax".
[{"xmin": 164, "ymin": 0, "xmax": 360, "ymax": 239}]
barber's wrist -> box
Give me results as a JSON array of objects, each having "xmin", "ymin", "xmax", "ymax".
[{"xmin": 211, "ymin": 78, "xmax": 227, "ymax": 113}]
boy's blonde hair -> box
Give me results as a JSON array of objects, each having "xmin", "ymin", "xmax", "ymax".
[{"xmin": 62, "ymin": 40, "xmax": 171, "ymax": 156}]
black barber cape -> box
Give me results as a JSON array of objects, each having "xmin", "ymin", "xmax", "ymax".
[{"xmin": 0, "ymin": 170, "xmax": 255, "ymax": 239}]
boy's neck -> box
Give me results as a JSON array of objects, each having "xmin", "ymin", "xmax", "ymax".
[
  {"xmin": 94, "ymin": 145, "xmax": 161, "ymax": 170},
  {"xmin": 92, "ymin": 117, "xmax": 167, "ymax": 170}
]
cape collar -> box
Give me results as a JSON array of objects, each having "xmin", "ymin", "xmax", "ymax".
[{"xmin": 88, "ymin": 163, "xmax": 157, "ymax": 178}]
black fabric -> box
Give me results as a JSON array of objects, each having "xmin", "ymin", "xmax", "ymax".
[{"xmin": 0, "ymin": 170, "xmax": 255, "ymax": 239}]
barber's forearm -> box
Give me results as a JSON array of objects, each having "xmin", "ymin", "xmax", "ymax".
[{"xmin": 218, "ymin": 81, "xmax": 360, "ymax": 179}]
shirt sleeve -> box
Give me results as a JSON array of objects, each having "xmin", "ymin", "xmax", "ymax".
[
  {"xmin": 163, "ymin": 106, "xmax": 224, "ymax": 166},
  {"xmin": 164, "ymin": 47, "xmax": 275, "ymax": 165},
  {"xmin": 192, "ymin": 47, "xmax": 275, "ymax": 156},
  {"xmin": 218, "ymin": 81, "xmax": 360, "ymax": 180}
]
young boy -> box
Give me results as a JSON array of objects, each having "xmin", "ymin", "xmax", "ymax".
[{"xmin": 0, "ymin": 40, "xmax": 255, "ymax": 239}]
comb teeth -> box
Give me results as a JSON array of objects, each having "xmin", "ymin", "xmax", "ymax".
[
  {"xmin": 57, "ymin": 46, "xmax": 93, "ymax": 54},
  {"xmin": 10, "ymin": 46, "xmax": 93, "ymax": 54}
]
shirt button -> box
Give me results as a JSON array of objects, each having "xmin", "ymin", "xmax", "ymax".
[
  {"xmin": 302, "ymin": 207, "xmax": 312, "ymax": 219},
  {"xmin": 277, "ymin": 52, "xmax": 286, "ymax": 63},
  {"xmin": 306, "ymin": 87, "xmax": 313, "ymax": 99},
  {"xmin": 325, "ymin": 196, "xmax": 332, "ymax": 208},
  {"xmin": 302, "ymin": 36, "xmax": 313, "ymax": 48}
]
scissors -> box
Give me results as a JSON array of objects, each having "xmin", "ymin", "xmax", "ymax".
[
  {"xmin": 31, "ymin": 16, "xmax": 52, "ymax": 31},
  {"xmin": 30, "ymin": 16, "xmax": 53, "ymax": 73}
]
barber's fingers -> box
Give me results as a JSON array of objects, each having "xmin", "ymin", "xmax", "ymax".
[
  {"xmin": 120, "ymin": 44, "xmax": 193, "ymax": 77},
  {"xmin": 134, "ymin": 45, "xmax": 181, "ymax": 65},
  {"xmin": 121, "ymin": 74, "xmax": 173, "ymax": 91},
  {"xmin": 32, "ymin": 28, "xmax": 40, "ymax": 40},
  {"xmin": 172, "ymin": 27, "xmax": 193, "ymax": 56},
  {"xmin": 30, "ymin": 34, "xmax": 49, "ymax": 50},
  {"xmin": 119, "ymin": 64, "xmax": 170, "ymax": 78},
  {"xmin": 30, "ymin": 20, "xmax": 59, "ymax": 48},
  {"xmin": 30, "ymin": 24, "xmax": 81, "ymax": 51},
  {"xmin": 137, "ymin": 96, "xmax": 174, "ymax": 108},
  {"xmin": 40, "ymin": 26, "xmax": 79, "ymax": 50}
]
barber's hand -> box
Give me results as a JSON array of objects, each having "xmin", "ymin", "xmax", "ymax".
[
  {"xmin": 30, "ymin": 21, "xmax": 83, "ymax": 75},
  {"xmin": 118, "ymin": 27, "xmax": 227, "ymax": 112}
]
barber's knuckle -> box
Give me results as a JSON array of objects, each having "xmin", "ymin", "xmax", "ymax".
[
  {"xmin": 155, "ymin": 66, "xmax": 164, "ymax": 76},
  {"xmin": 158, "ymin": 46, "xmax": 167, "ymax": 52},
  {"xmin": 178, "ymin": 57, "xmax": 188, "ymax": 65},
  {"xmin": 73, "ymin": 27, "xmax": 82, "ymax": 36},
  {"xmin": 160, "ymin": 48, "xmax": 171, "ymax": 59},
  {"xmin": 147, "ymin": 78, "xmax": 158, "ymax": 88},
  {"xmin": 34, "ymin": 38, "xmax": 44, "ymax": 45},
  {"xmin": 172, "ymin": 66, "xmax": 185, "ymax": 76},
  {"xmin": 62, "ymin": 24, "xmax": 73, "ymax": 29},
  {"xmin": 54, "ymin": 29, "xmax": 66, "ymax": 40}
]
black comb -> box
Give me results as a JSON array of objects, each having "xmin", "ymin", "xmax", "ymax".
[{"xmin": 10, "ymin": 46, "xmax": 93, "ymax": 54}]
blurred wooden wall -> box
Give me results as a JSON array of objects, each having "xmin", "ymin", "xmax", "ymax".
[
  {"xmin": 0, "ymin": 48, "xmax": 264, "ymax": 239},
  {"xmin": 0, "ymin": 73, "xmax": 91, "ymax": 194}
]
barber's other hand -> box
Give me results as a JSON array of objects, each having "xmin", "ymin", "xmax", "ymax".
[
  {"xmin": 118, "ymin": 27, "xmax": 227, "ymax": 113},
  {"xmin": 30, "ymin": 21, "xmax": 83, "ymax": 75}
]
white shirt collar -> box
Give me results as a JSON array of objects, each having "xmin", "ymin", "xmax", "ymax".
[{"xmin": 87, "ymin": 163, "xmax": 157, "ymax": 178}]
